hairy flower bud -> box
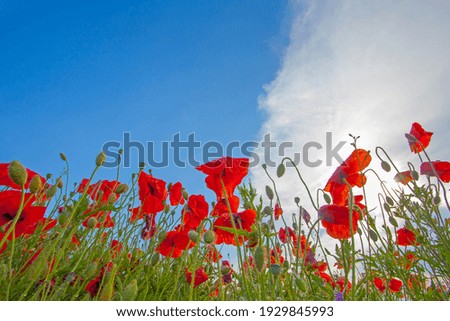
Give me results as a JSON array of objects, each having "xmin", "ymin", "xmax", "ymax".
[
  {"xmin": 269, "ymin": 264, "xmax": 281, "ymax": 276},
  {"xmin": 203, "ymin": 230, "xmax": 215, "ymax": 244},
  {"xmin": 59, "ymin": 153, "xmax": 67, "ymax": 161},
  {"xmin": 115, "ymin": 183, "xmax": 129, "ymax": 194},
  {"xmin": 29, "ymin": 175, "xmax": 43, "ymax": 194},
  {"xmin": 122, "ymin": 279, "xmax": 138, "ymax": 301},
  {"xmin": 265, "ymin": 186, "xmax": 274, "ymax": 200},
  {"xmin": 276, "ymin": 163, "xmax": 285, "ymax": 178},
  {"xmin": 95, "ymin": 151, "xmax": 106, "ymax": 167},
  {"xmin": 254, "ymin": 246, "xmax": 266, "ymax": 272},
  {"xmin": 87, "ymin": 217, "xmax": 97, "ymax": 228},
  {"xmin": 188, "ymin": 230, "xmax": 199, "ymax": 242},
  {"xmin": 381, "ymin": 161, "xmax": 391, "ymax": 172},
  {"xmin": 8, "ymin": 160, "xmax": 27, "ymax": 187},
  {"xmin": 46, "ymin": 185, "xmax": 58, "ymax": 199}
]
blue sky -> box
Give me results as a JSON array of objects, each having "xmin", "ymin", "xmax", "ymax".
[{"xmin": 0, "ymin": 0, "xmax": 289, "ymax": 192}]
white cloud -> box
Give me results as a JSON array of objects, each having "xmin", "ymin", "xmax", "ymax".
[{"xmin": 251, "ymin": 0, "xmax": 450, "ymax": 258}]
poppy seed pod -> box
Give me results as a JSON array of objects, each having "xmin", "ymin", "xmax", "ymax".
[{"xmin": 8, "ymin": 160, "xmax": 27, "ymax": 187}]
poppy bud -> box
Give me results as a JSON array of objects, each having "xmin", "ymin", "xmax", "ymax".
[
  {"xmin": 46, "ymin": 185, "xmax": 58, "ymax": 199},
  {"xmin": 60, "ymin": 152, "xmax": 67, "ymax": 161},
  {"xmin": 433, "ymin": 196, "xmax": 441, "ymax": 205},
  {"xmin": 115, "ymin": 183, "xmax": 129, "ymax": 194},
  {"xmin": 296, "ymin": 277, "xmax": 307, "ymax": 292},
  {"xmin": 262, "ymin": 206, "xmax": 273, "ymax": 216},
  {"xmin": 150, "ymin": 253, "xmax": 160, "ymax": 266},
  {"xmin": 0, "ymin": 264, "xmax": 7, "ymax": 278},
  {"xmin": 29, "ymin": 175, "xmax": 43, "ymax": 194},
  {"xmin": 108, "ymin": 194, "xmax": 116, "ymax": 205},
  {"xmin": 276, "ymin": 163, "xmax": 285, "ymax": 178},
  {"xmin": 269, "ymin": 264, "xmax": 281, "ymax": 276},
  {"xmin": 254, "ymin": 246, "xmax": 266, "ymax": 272},
  {"xmin": 122, "ymin": 279, "xmax": 138, "ymax": 301},
  {"xmin": 182, "ymin": 189, "xmax": 189, "ymax": 200},
  {"xmin": 84, "ymin": 262, "xmax": 98, "ymax": 279},
  {"xmin": 294, "ymin": 197, "xmax": 300, "ymax": 205},
  {"xmin": 95, "ymin": 151, "xmax": 106, "ymax": 167},
  {"xmin": 411, "ymin": 171, "xmax": 419, "ymax": 181},
  {"xmin": 265, "ymin": 186, "xmax": 274, "ymax": 200},
  {"xmin": 323, "ymin": 193, "xmax": 332, "ymax": 204},
  {"xmin": 389, "ymin": 216, "xmax": 398, "ymax": 228},
  {"xmin": 87, "ymin": 217, "xmax": 97, "ymax": 228},
  {"xmin": 57, "ymin": 179, "xmax": 63, "ymax": 189},
  {"xmin": 188, "ymin": 230, "xmax": 199, "ymax": 242},
  {"xmin": 59, "ymin": 212, "xmax": 68, "ymax": 226},
  {"xmin": 203, "ymin": 230, "xmax": 215, "ymax": 244},
  {"xmin": 386, "ymin": 196, "xmax": 394, "ymax": 206},
  {"xmin": 99, "ymin": 271, "xmax": 115, "ymax": 301},
  {"xmin": 221, "ymin": 264, "xmax": 231, "ymax": 275},
  {"xmin": 404, "ymin": 133, "xmax": 418, "ymax": 143},
  {"xmin": 381, "ymin": 161, "xmax": 391, "ymax": 172},
  {"xmin": 158, "ymin": 231, "xmax": 167, "ymax": 242},
  {"xmin": 282, "ymin": 260, "xmax": 290, "ymax": 269},
  {"xmin": 8, "ymin": 160, "xmax": 27, "ymax": 187}
]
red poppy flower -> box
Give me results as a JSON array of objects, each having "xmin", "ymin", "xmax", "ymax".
[
  {"xmin": 318, "ymin": 272, "xmax": 334, "ymax": 287},
  {"xmin": 168, "ymin": 182, "xmax": 185, "ymax": 206},
  {"xmin": 420, "ymin": 161, "xmax": 450, "ymax": 183},
  {"xmin": 270, "ymin": 247, "xmax": 285, "ymax": 265},
  {"xmin": 77, "ymin": 179, "xmax": 121, "ymax": 204},
  {"xmin": 0, "ymin": 163, "xmax": 45, "ymax": 190},
  {"xmin": 196, "ymin": 157, "xmax": 249, "ymax": 199},
  {"xmin": 279, "ymin": 227, "xmax": 298, "ymax": 244},
  {"xmin": 110, "ymin": 240, "xmax": 123, "ymax": 259},
  {"xmin": 138, "ymin": 171, "xmax": 168, "ymax": 215},
  {"xmin": 408, "ymin": 122, "xmax": 433, "ymax": 153},
  {"xmin": 336, "ymin": 277, "xmax": 351, "ymax": 293},
  {"xmin": 185, "ymin": 266, "xmax": 208, "ymax": 288},
  {"xmin": 389, "ymin": 277, "xmax": 403, "ymax": 293},
  {"xmin": 211, "ymin": 195, "xmax": 240, "ymax": 216},
  {"xmin": 0, "ymin": 190, "xmax": 49, "ymax": 238},
  {"xmin": 324, "ymin": 149, "xmax": 371, "ymax": 206},
  {"xmin": 274, "ymin": 203, "xmax": 283, "ymax": 220},
  {"xmin": 140, "ymin": 213, "xmax": 157, "ymax": 240},
  {"xmin": 374, "ymin": 276, "xmax": 386, "ymax": 293},
  {"xmin": 213, "ymin": 209, "xmax": 256, "ymax": 245},
  {"xmin": 221, "ymin": 260, "xmax": 233, "ymax": 284},
  {"xmin": 319, "ymin": 204, "xmax": 360, "ymax": 240},
  {"xmin": 205, "ymin": 245, "xmax": 222, "ymax": 263},
  {"xmin": 182, "ymin": 194, "xmax": 209, "ymax": 229},
  {"xmin": 85, "ymin": 262, "xmax": 113, "ymax": 297},
  {"xmin": 396, "ymin": 227, "xmax": 417, "ymax": 246},
  {"xmin": 156, "ymin": 225, "xmax": 194, "ymax": 258},
  {"xmin": 394, "ymin": 171, "xmax": 414, "ymax": 185},
  {"xmin": 405, "ymin": 252, "xmax": 418, "ymax": 270}
]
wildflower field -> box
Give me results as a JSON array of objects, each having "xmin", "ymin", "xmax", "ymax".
[{"xmin": 0, "ymin": 122, "xmax": 448, "ymax": 301}]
